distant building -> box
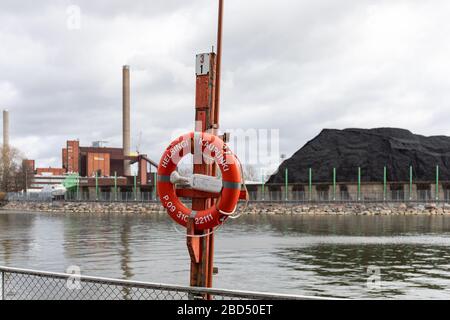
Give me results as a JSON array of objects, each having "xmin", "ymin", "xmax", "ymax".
[
  {"xmin": 36, "ymin": 167, "xmax": 66, "ymax": 176},
  {"xmin": 27, "ymin": 140, "xmax": 157, "ymax": 194}
]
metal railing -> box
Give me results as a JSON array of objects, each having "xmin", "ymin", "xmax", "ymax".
[
  {"xmin": 7, "ymin": 190, "xmax": 450, "ymax": 204},
  {"xmin": 65, "ymin": 191, "xmax": 158, "ymax": 202},
  {"xmin": 0, "ymin": 266, "xmax": 325, "ymax": 300},
  {"xmin": 7, "ymin": 192, "xmax": 55, "ymax": 202},
  {"xmin": 246, "ymin": 190, "xmax": 450, "ymax": 203},
  {"xmin": 6, "ymin": 191, "xmax": 159, "ymax": 203}
]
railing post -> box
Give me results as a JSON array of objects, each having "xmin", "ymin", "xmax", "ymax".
[
  {"xmin": 357, "ymin": 167, "xmax": 361, "ymax": 201},
  {"xmin": 114, "ymin": 171, "xmax": 118, "ymax": 202},
  {"xmin": 76, "ymin": 176, "xmax": 80, "ymax": 201},
  {"xmin": 134, "ymin": 174, "xmax": 137, "ymax": 201},
  {"xmin": 383, "ymin": 166, "xmax": 387, "ymax": 202},
  {"xmin": 308, "ymin": 168, "xmax": 312, "ymax": 201},
  {"xmin": 436, "ymin": 165, "xmax": 439, "ymax": 201},
  {"xmin": 332, "ymin": 168, "xmax": 336, "ymax": 201},
  {"xmin": 261, "ymin": 173, "xmax": 265, "ymax": 201},
  {"xmin": 95, "ymin": 172, "xmax": 99, "ymax": 201},
  {"xmin": 154, "ymin": 172, "xmax": 158, "ymax": 201},
  {"xmin": 409, "ymin": 165, "xmax": 413, "ymax": 201},
  {"xmin": 285, "ymin": 168, "xmax": 288, "ymax": 201}
]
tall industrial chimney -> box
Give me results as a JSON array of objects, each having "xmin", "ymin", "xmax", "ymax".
[
  {"xmin": 122, "ymin": 66, "xmax": 131, "ymax": 176},
  {"xmin": 3, "ymin": 110, "xmax": 9, "ymax": 150}
]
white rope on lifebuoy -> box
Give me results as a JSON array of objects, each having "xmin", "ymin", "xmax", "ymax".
[
  {"xmin": 172, "ymin": 222, "xmax": 225, "ymax": 238},
  {"xmin": 227, "ymin": 154, "xmax": 249, "ymax": 220},
  {"xmin": 218, "ymin": 205, "xmax": 237, "ymax": 216}
]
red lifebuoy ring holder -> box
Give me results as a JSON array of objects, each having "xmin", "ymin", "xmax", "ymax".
[{"xmin": 157, "ymin": 132, "xmax": 242, "ymax": 231}]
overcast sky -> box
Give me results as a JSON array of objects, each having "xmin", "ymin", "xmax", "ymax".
[{"xmin": 1, "ymin": 0, "xmax": 450, "ymax": 173}]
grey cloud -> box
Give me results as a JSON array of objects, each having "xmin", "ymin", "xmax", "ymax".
[{"xmin": 1, "ymin": 0, "xmax": 450, "ymax": 170}]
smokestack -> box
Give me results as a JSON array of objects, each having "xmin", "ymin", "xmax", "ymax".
[
  {"xmin": 122, "ymin": 66, "xmax": 131, "ymax": 176},
  {"xmin": 3, "ymin": 110, "xmax": 9, "ymax": 149}
]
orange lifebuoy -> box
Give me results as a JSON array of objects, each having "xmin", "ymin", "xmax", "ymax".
[{"xmin": 157, "ymin": 132, "xmax": 242, "ymax": 231}]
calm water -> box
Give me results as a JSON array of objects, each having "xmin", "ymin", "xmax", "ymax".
[{"xmin": 1, "ymin": 211, "xmax": 450, "ymax": 299}]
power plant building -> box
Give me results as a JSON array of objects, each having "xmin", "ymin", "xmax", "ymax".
[
  {"xmin": 28, "ymin": 140, "xmax": 157, "ymax": 193},
  {"xmin": 23, "ymin": 65, "xmax": 158, "ymax": 194}
]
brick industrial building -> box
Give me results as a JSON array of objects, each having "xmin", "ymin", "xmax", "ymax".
[
  {"xmin": 26, "ymin": 139, "xmax": 157, "ymax": 195},
  {"xmin": 23, "ymin": 66, "xmax": 158, "ymax": 196}
]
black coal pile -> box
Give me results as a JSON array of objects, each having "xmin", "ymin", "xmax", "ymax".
[{"xmin": 267, "ymin": 128, "xmax": 450, "ymax": 184}]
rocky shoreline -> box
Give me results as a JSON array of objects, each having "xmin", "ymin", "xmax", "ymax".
[{"xmin": 1, "ymin": 201, "xmax": 450, "ymax": 215}]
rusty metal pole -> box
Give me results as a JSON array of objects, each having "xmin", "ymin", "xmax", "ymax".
[
  {"xmin": 213, "ymin": 0, "xmax": 224, "ymax": 127},
  {"xmin": 205, "ymin": 0, "xmax": 224, "ymax": 296},
  {"xmin": 187, "ymin": 0, "xmax": 225, "ymax": 300},
  {"xmin": 188, "ymin": 52, "xmax": 217, "ymax": 298}
]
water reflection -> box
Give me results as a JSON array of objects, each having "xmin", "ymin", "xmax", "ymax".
[
  {"xmin": 60, "ymin": 214, "xmax": 189, "ymax": 284},
  {"xmin": 229, "ymin": 215, "xmax": 450, "ymax": 236},
  {"xmin": 276, "ymin": 244, "xmax": 450, "ymax": 299},
  {"xmin": 119, "ymin": 219, "xmax": 133, "ymax": 299},
  {"xmin": 1, "ymin": 212, "xmax": 450, "ymax": 298},
  {"xmin": 0, "ymin": 213, "xmax": 35, "ymax": 265}
]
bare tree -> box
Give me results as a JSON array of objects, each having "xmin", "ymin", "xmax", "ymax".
[
  {"xmin": 243, "ymin": 164, "xmax": 259, "ymax": 182},
  {"xmin": 0, "ymin": 145, "xmax": 26, "ymax": 192}
]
